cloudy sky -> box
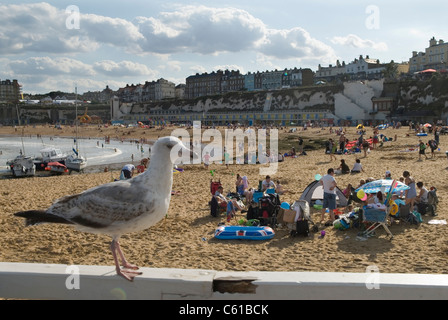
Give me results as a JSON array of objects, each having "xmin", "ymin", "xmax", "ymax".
[{"xmin": 0, "ymin": 1, "xmax": 446, "ymax": 94}]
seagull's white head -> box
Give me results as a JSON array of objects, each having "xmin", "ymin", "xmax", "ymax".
[{"xmin": 151, "ymin": 136, "xmax": 193, "ymax": 164}]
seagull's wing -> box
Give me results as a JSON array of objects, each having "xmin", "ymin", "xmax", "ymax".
[{"xmin": 48, "ymin": 180, "xmax": 154, "ymax": 229}]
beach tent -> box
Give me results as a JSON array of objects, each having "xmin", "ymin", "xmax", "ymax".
[{"xmin": 299, "ymin": 180, "xmax": 348, "ymax": 207}]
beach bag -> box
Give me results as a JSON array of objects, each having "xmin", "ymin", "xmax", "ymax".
[
  {"xmin": 407, "ymin": 211, "xmax": 422, "ymax": 225},
  {"xmin": 281, "ymin": 208, "xmax": 297, "ymax": 224},
  {"xmin": 210, "ymin": 196, "xmax": 219, "ymax": 217},
  {"xmin": 294, "ymin": 219, "xmax": 309, "ymax": 237},
  {"xmin": 247, "ymin": 205, "xmax": 259, "ymax": 220}
]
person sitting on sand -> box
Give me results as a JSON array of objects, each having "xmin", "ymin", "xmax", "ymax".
[
  {"xmin": 214, "ymin": 186, "xmax": 229, "ymax": 208},
  {"xmin": 337, "ymin": 159, "xmax": 350, "ymax": 174},
  {"xmin": 356, "ymin": 179, "xmax": 366, "ymax": 189},
  {"xmin": 239, "ymin": 176, "xmax": 254, "ymax": 203},
  {"xmin": 351, "ymin": 159, "xmax": 364, "ymax": 173},
  {"xmin": 275, "ymin": 180, "xmax": 290, "ymax": 195},
  {"xmin": 235, "ymin": 174, "xmax": 243, "ymax": 193},
  {"xmin": 262, "ymin": 175, "xmax": 276, "ymax": 191},
  {"xmin": 415, "ymin": 181, "xmax": 429, "ymax": 215}
]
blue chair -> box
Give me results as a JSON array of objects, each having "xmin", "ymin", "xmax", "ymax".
[{"xmin": 253, "ymin": 191, "xmax": 264, "ymax": 203}]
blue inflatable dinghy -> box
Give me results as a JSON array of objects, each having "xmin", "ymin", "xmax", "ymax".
[{"xmin": 214, "ymin": 225, "xmax": 275, "ymax": 240}]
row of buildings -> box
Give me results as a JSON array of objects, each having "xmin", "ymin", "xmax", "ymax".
[
  {"xmin": 101, "ymin": 37, "xmax": 448, "ymax": 102},
  {"xmin": 0, "ymin": 79, "xmax": 21, "ymax": 104},
  {"xmin": 2, "ymin": 37, "xmax": 447, "ymax": 105},
  {"xmin": 409, "ymin": 37, "xmax": 448, "ymax": 73},
  {"xmin": 185, "ymin": 68, "xmax": 314, "ymax": 99}
]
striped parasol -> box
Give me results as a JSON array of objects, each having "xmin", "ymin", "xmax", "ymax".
[{"xmin": 355, "ymin": 179, "xmax": 410, "ymax": 195}]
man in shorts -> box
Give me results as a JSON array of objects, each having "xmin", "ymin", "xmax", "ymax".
[{"xmin": 321, "ymin": 168, "xmax": 337, "ymax": 223}]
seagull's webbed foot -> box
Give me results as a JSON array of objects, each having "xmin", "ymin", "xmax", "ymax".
[{"xmin": 116, "ymin": 268, "xmax": 143, "ymax": 282}]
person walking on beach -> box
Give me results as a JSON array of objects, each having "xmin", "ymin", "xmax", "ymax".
[
  {"xmin": 298, "ymin": 137, "xmax": 304, "ymax": 154},
  {"xmin": 434, "ymin": 126, "xmax": 440, "ymax": 145},
  {"xmin": 321, "ymin": 168, "xmax": 337, "ymax": 223},
  {"xmin": 326, "ymin": 138, "xmax": 337, "ymax": 161},
  {"xmin": 428, "ymin": 139, "xmax": 438, "ymax": 159},
  {"xmin": 362, "ymin": 139, "xmax": 370, "ymax": 158},
  {"xmin": 418, "ymin": 140, "xmax": 428, "ymax": 160},
  {"xmin": 339, "ymin": 133, "xmax": 346, "ymax": 152}
]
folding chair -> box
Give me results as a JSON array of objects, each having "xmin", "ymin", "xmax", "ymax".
[
  {"xmin": 210, "ymin": 179, "xmax": 222, "ymax": 196},
  {"xmin": 361, "ymin": 206, "xmax": 393, "ymax": 239}
]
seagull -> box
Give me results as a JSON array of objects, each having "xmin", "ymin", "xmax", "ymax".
[{"xmin": 14, "ymin": 136, "xmax": 191, "ymax": 281}]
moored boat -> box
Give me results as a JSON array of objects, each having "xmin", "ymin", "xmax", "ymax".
[
  {"xmin": 66, "ymin": 151, "xmax": 87, "ymax": 172},
  {"xmin": 34, "ymin": 147, "xmax": 68, "ymax": 171},
  {"xmin": 45, "ymin": 161, "xmax": 69, "ymax": 174},
  {"xmin": 6, "ymin": 155, "xmax": 36, "ymax": 177}
]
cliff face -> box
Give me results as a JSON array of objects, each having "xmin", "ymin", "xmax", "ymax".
[
  {"xmin": 131, "ymin": 84, "xmax": 343, "ymax": 114},
  {"xmin": 393, "ymin": 77, "xmax": 448, "ymax": 111}
]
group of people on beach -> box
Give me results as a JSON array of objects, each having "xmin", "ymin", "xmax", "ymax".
[
  {"xmin": 213, "ymin": 174, "xmax": 291, "ymax": 223},
  {"xmin": 320, "ymin": 168, "xmax": 435, "ymax": 224}
]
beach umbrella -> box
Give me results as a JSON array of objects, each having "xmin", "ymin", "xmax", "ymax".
[
  {"xmin": 357, "ymin": 124, "xmax": 364, "ymax": 129},
  {"xmin": 421, "ymin": 69, "xmax": 437, "ymax": 73},
  {"xmin": 355, "ymin": 179, "xmax": 409, "ymax": 195},
  {"xmin": 423, "ymin": 123, "xmax": 432, "ymax": 128}
]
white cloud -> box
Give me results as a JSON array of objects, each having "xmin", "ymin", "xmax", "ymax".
[
  {"xmin": 258, "ymin": 27, "xmax": 337, "ymax": 62},
  {"xmin": 135, "ymin": 6, "xmax": 266, "ymax": 55},
  {"xmin": 0, "ymin": 2, "xmax": 336, "ymax": 63},
  {"xmin": 331, "ymin": 34, "xmax": 388, "ymax": 51},
  {"xmin": 93, "ymin": 60, "xmax": 157, "ymax": 77},
  {"xmin": 0, "ymin": 3, "xmax": 98, "ymax": 54},
  {"xmin": 1, "ymin": 2, "xmax": 347, "ymax": 93},
  {"xmin": 8, "ymin": 57, "xmax": 95, "ymax": 76}
]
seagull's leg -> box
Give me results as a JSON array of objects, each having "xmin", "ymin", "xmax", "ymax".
[
  {"xmin": 115, "ymin": 240, "xmax": 140, "ymax": 270},
  {"xmin": 110, "ymin": 239, "xmax": 142, "ymax": 281}
]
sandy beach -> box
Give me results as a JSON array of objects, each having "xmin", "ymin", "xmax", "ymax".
[{"xmin": 1, "ymin": 124, "xmax": 448, "ymax": 275}]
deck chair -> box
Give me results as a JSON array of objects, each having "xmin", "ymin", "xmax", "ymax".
[
  {"xmin": 361, "ymin": 205, "xmax": 393, "ymax": 239},
  {"xmin": 210, "ymin": 179, "xmax": 222, "ymax": 196}
]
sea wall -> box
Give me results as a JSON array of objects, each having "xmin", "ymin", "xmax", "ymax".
[{"xmin": 0, "ymin": 104, "xmax": 110, "ymax": 125}]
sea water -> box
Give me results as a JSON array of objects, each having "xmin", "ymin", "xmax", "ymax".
[{"xmin": 0, "ymin": 135, "xmax": 152, "ymax": 168}]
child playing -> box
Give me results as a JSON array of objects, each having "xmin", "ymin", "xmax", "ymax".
[
  {"xmin": 419, "ymin": 140, "xmax": 428, "ymax": 160},
  {"xmin": 203, "ymin": 152, "xmax": 211, "ymax": 169}
]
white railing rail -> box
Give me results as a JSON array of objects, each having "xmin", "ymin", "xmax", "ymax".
[{"xmin": 1, "ymin": 263, "xmax": 448, "ymax": 300}]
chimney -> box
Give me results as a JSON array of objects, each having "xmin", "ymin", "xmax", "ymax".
[{"xmin": 430, "ymin": 37, "xmax": 437, "ymax": 47}]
